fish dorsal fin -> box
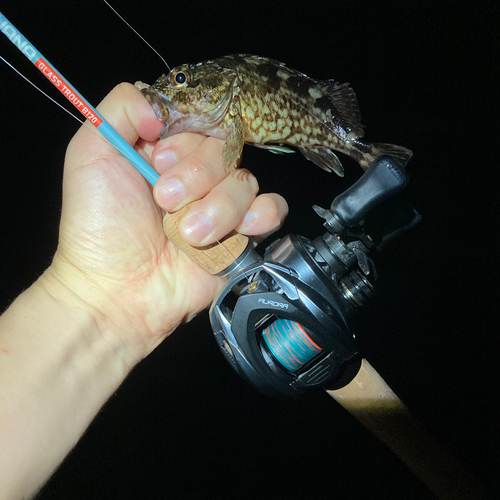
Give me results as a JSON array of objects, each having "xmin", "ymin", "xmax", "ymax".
[{"xmin": 322, "ymin": 82, "xmax": 364, "ymax": 137}]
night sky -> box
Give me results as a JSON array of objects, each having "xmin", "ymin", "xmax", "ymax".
[{"xmin": 0, "ymin": 1, "xmax": 497, "ymax": 498}]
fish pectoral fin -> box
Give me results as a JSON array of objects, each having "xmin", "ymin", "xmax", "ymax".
[
  {"xmin": 323, "ymin": 82, "xmax": 364, "ymax": 137},
  {"xmin": 251, "ymin": 143, "xmax": 296, "ymax": 155},
  {"xmin": 299, "ymin": 147, "xmax": 344, "ymax": 177},
  {"xmin": 222, "ymin": 98, "xmax": 244, "ymax": 172}
]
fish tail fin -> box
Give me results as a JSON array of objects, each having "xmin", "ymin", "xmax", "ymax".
[{"xmin": 370, "ymin": 143, "xmax": 413, "ymax": 169}]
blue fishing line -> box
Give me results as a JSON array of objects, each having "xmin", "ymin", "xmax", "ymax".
[
  {"xmin": 0, "ymin": 11, "xmax": 160, "ymax": 186},
  {"xmin": 262, "ymin": 318, "xmax": 323, "ymax": 372}
]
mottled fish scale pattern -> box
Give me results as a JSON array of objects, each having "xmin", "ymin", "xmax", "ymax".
[
  {"xmin": 239, "ymin": 80, "xmax": 334, "ymax": 146},
  {"xmin": 234, "ymin": 56, "xmax": 341, "ymax": 145},
  {"xmin": 138, "ymin": 54, "xmax": 412, "ymax": 175}
]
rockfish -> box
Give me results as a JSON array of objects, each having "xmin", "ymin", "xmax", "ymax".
[{"xmin": 136, "ymin": 54, "xmax": 412, "ymax": 175}]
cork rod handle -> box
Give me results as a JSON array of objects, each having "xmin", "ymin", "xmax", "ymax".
[{"xmin": 162, "ymin": 201, "xmax": 249, "ymax": 275}]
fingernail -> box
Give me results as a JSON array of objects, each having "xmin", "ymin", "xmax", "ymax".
[
  {"xmin": 181, "ymin": 212, "xmax": 214, "ymax": 244},
  {"xmin": 238, "ymin": 211, "xmax": 255, "ymax": 232},
  {"xmin": 155, "ymin": 149, "xmax": 178, "ymax": 173},
  {"xmin": 157, "ymin": 178, "xmax": 185, "ymax": 209}
]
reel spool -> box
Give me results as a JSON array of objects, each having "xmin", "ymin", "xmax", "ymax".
[{"xmin": 262, "ymin": 318, "xmax": 323, "ymax": 372}]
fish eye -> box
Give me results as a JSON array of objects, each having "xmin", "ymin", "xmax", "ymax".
[{"xmin": 171, "ymin": 70, "xmax": 190, "ymax": 87}]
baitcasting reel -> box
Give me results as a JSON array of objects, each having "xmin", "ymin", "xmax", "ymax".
[{"xmin": 209, "ymin": 156, "xmax": 420, "ymax": 398}]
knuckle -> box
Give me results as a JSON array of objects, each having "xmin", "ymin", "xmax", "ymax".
[
  {"xmin": 215, "ymin": 191, "xmax": 241, "ymax": 218},
  {"xmin": 184, "ymin": 153, "xmax": 218, "ymax": 185},
  {"xmin": 159, "ymin": 134, "xmax": 182, "ymax": 149},
  {"xmin": 162, "ymin": 132, "xmax": 202, "ymax": 152}
]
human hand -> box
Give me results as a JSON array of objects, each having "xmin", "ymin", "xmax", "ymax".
[{"xmin": 46, "ymin": 82, "xmax": 288, "ymax": 363}]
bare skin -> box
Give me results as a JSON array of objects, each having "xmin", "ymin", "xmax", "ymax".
[{"xmin": 0, "ymin": 83, "xmax": 288, "ymax": 499}]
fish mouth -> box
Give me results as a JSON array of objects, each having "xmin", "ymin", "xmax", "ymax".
[
  {"xmin": 140, "ymin": 88, "xmax": 171, "ymax": 138},
  {"xmin": 139, "ymin": 76, "xmax": 236, "ymax": 140}
]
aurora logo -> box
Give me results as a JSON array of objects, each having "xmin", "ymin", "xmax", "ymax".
[{"xmin": 258, "ymin": 298, "xmax": 289, "ymax": 309}]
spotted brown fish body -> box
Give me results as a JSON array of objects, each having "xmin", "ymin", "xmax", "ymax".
[{"xmin": 137, "ymin": 55, "xmax": 412, "ymax": 175}]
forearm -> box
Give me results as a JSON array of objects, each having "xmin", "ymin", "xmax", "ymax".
[{"xmin": 0, "ymin": 268, "xmax": 137, "ymax": 499}]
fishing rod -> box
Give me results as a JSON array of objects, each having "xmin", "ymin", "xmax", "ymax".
[
  {"xmin": 0, "ymin": 9, "xmax": 484, "ymax": 500},
  {"xmin": 0, "ymin": 11, "xmax": 159, "ymax": 186},
  {"xmin": 0, "ymin": 10, "xmax": 246, "ymax": 270}
]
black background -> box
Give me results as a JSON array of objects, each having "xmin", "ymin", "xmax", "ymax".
[{"xmin": 0, "ymin": 1, "xmax": 497, "ymax": 498}]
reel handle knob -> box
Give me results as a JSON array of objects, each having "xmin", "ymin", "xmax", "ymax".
[
  {"xmin": 332, "ymin": 156, "xmax": 409, "ymax": 227},
  {"xmin": 162, "ymin": 201, "xmax": 249, "ymax": 275}
]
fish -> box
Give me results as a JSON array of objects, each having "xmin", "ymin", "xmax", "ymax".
[{"xmin": 136, "ymin": 54, "xmax": 412, "ymax": 176}]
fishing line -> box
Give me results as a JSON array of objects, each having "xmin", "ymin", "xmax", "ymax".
[
  {"xmin": 0, "ymin": 9, "xmax": 251, "ymax": 281},
  {"xmin": 262, "ymin": 318, "xmax": 323, "ymax": 372},
  {"xmin": 101, "ymin": 0, "xmax": 171, "ymax": 71},
  {"xmin": 0, "ymin": 10, "xmax": 159, "ymax": 185},
  {"xmin": 0, "ymin": 55, "xmax": 84, "ymax": 125},
  {"xmin": 98, "ymin": 0, "xmax": 253, "ymax": 280},
  {"xmin": 99, "ymin": 0, "xmax": 256, "ymax": 279}
]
